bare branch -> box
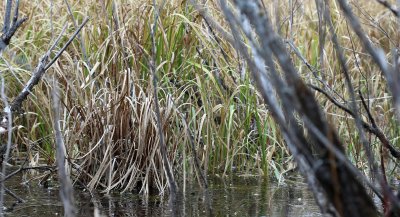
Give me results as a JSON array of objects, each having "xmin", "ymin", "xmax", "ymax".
[
  {"xmin": 0, "ymin": 76, "xmax": 12, "ymax": 215},
  {"xmin": 0, "ymin": 0, "xmax": 27, "ymax": 52},
  {"xmin": 10, "ymin": 17, "xmax": 89, "ymax": 113},
  {"xmin": 45, "ymin": 18, "xmax": 89, "ymax": 70},
  {"xmin": 2, "ymin": 0, "xmax": 13, "ymax": 33},
  {"xmin": 220, "ymin": 1, "xmax": 380, "ymax": 216},
  {"xmin": 310, "ymin": 84, "xmax": 400, "ymax": 159},
  {"xmin": 375, "ymin": 0, "xmax": 400, "ymax": 17},
  {"xmin": 336, "ymin": 0, "xmax": 400, "ymax": 120},
  {"xmin": 52, "ymin": 77, "xmax": 75, "ymax": 217},
  {"xmin": 324, "ymin": 0, "xmax": 377, "ymax": 181}
]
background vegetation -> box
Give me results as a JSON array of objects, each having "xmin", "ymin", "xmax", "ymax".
[{"xmin": 0, "ymin": 0, "xmax": 399, "ymax": 204}]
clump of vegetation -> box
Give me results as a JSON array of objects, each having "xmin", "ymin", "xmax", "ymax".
[{"xmin": 1, "ymin": 0, "xmax": 282, "ymax": 194}]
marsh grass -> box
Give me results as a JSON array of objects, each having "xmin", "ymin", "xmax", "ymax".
[{"xmin": 0, "ymin": 0, "xmax": 398, "ymax": 194}]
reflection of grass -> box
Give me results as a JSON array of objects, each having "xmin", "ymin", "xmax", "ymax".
[{"xmin": 0, "ymin": 0, "xmax": 397, "ymax": 193}]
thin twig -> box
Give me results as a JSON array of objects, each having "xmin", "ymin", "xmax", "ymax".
[
  {"xmin": 323, "ymin": 1, "xmax": 376, "ymax": 181},
  {"xmin": 190, "ymin": 0, "xmax": 236, "ymax": 45},
  {"xmin": 336, "ymin": 0, "xmax": 400, "ymax": 120},
  {"xmin": 4, "ymin": 166, "xmax": 55, "ymax": 182},
  {"xmin": 10, "ymin": 18, "xmax": 88, "ymax": 113},
  {"xmin": 286, "ymin": 39, "xmax": 344, "ymax": 101},
  {"xmin": 45, "ymin": 17, "xmax": 89, "ymax": 70},
  {"xmin": 4, "ymin": 187, "xmax": 23, "ymax": 203},
  {"xmin": 179, "ymin": 111, "xmax": 208, "ymax": 188},
  {"xmin": 2, "ymin": 156, "xmax": 28, "ymax": 182},
  {"xmin": 310, "ymin": 84, "xmax": 400, "ymax": 159}
]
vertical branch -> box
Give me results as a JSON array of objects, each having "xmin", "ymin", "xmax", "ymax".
[
  {"xmin": 2, "ymin": 0, "xmax": 13, "ymax": 33},
  {"xmin": 150, "ymin": 0, "xmax": 177, "ymax": 199},
  {"xmin": 52, "ymin": 77, "xmax": 75, "ymax": 217},
  {"xmin": 0, "ymin": 77, "xmax": 12, "ymax": 217}
]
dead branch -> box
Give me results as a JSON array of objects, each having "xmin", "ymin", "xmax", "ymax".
[
  {"xmin": 0, "ymin": 0, "xmax": 27, "ymax": 52},
  {"xmin": 4, "ymin": 187, "xmax": 23, "ymax": 203},
  {"xmin": 219, "ymin": 1, "xmax": 381, "ymax": 216},
  {"xmin": 0, "ymin": 77, "xmax": 13, "ymax": 214},
  {"xmin": 375, "ymin": 0, "xmax": 400, "ymax": 17},
  {"xmin": 337, "ymin": 0, "xmax": 400, "ymax": 121},
  {"xmin": 10, "ymin": 17, "xmax": 89, "ymax": 113},
  {"xmin": 309, "ymin": 83, "xmax": 400, "ymax": 160},
  {"xmin": 52, "ymin": 77, "xmax": 76, "ymax": 217}
]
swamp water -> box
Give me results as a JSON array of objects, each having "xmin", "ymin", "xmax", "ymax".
[{"xmin": 4, "ymin": 173, "xmax": 320, "ymax": 216}]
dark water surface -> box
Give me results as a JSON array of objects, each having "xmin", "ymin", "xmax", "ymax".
[{"xmin": 4, "ymin": 173, "xmax": 320, "ymax": 216}]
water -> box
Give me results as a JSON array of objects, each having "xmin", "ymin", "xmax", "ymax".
[{"xmin": 3, "ymin": 173, "xmax": 320, "ymax": 216}]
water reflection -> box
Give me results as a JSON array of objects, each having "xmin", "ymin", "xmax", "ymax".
[{"xmin": 4, "ymin": 174, "xmax": 320, "ymax": 216}]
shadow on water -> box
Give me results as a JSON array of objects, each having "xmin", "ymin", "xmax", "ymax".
[{"xmin": 3, "ymin": 173, "xmax": 321, "ymax": 216}]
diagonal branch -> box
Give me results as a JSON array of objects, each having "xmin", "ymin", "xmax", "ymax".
[
  {"xmin": 10, "ymin": 17, "xmax": 89, "ymax": 113},
  {"xmin": 375, "ymin": 0, "xmax": 400, "ymax": 17},
  {"xmin": 310, "ymin": 84, "xmax": 400, "ymax": 159},
  {"xmin": 336, "ymin": 0, "xmax": 400, "ymax": 120}
]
